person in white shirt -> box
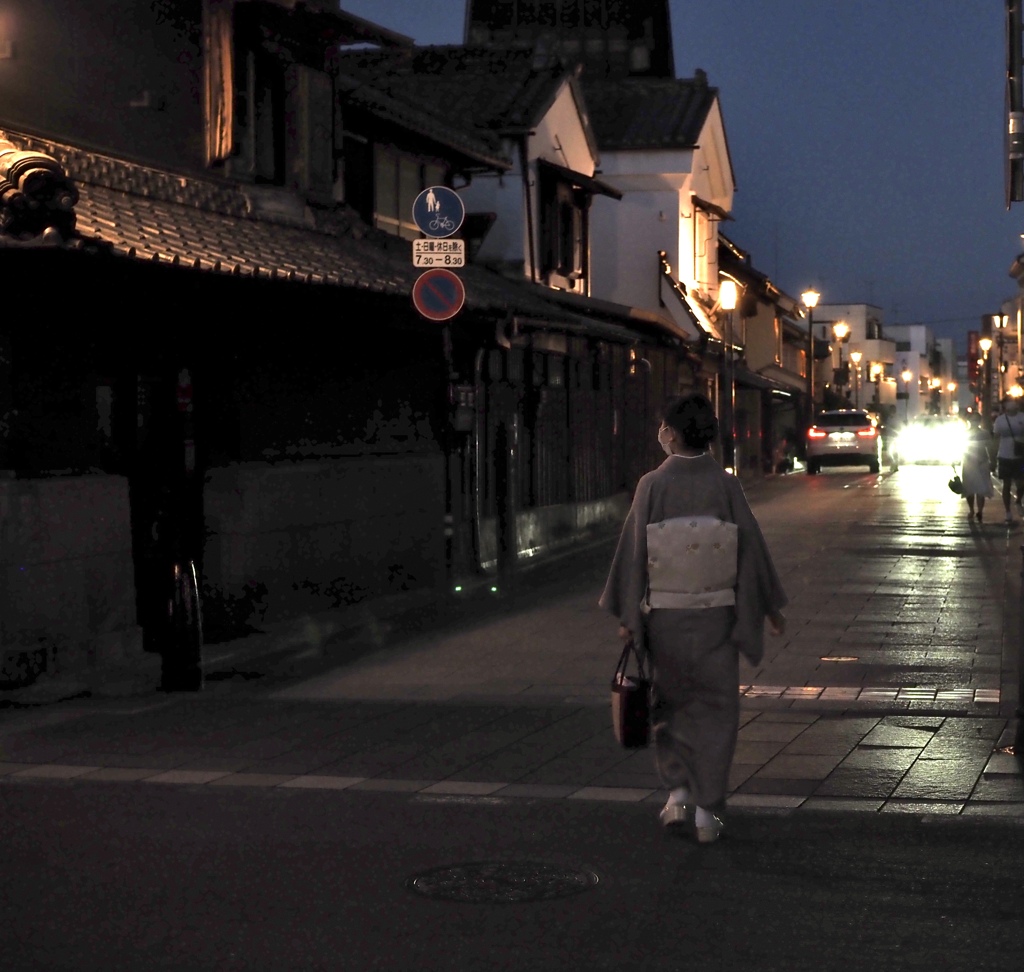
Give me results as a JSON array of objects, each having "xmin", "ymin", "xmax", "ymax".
[{"xmin": 991, "ymin": 397, "xmax": 1024, "ymax": 523}]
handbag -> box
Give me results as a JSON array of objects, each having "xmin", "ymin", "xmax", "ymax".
[
  {"xmin": 610, "ymin": 639, "xmax": 651, "ymax": 748},
  {"xmin": 948, "ymin": 472, "xmax": 964, "ymax": 495}
]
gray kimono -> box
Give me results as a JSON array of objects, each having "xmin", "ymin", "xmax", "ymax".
[
  {"xmin": 599, "ymin": 452, "xmax": 787, "ymax": 665},
  {"xmin": 599, "ymin": 453, "xmax": 788, "ymax": 807}
]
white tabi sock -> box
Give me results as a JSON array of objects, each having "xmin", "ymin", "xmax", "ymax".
[{"xmin": 669, "ymin": 787, "xmax": 691, "ymax": 806}]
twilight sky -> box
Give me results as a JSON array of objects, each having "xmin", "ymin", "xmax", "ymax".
[{"xmin": 340, "ymin": 0, "xmax": 1021, "ymax": 348}]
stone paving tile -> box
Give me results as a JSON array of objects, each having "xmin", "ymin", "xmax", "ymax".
[
  {"xmin": 737, "ymin": 777, "xmax": 819, "ymax": 796},
  {"xmin": 814, "ymin": 767, "xmax": 911, "ymax": 798},
  {"xmin": 842, "ymin": 746, "xmax": 921, "ymax": 771},
  {"xmin": 144, "ymin": 770, "xmax": 232, "ymax": 785},
  {"xmin": 755, "ymin": 754, "xmax": 846, "ymax": 780},
  {"xmin": 892, "ymin": 758, "xmax": 988, "ymax": 800},
  {"xmin": 0, "ymin": 762, "xmax": 30, "ymax": 776},
  {"xmin": 801, "ymin": 797, "xmax": 885, "ymax": 812},
  {"xmin": 733, "ymin": 740, "xmax": 789, "ymax": 764},
  {"xmin": 207, "ymin": 773, "xmax": 298, "ymax": 788},
  {"xmin": 727, "ymin": 764, "xmax": 759, "ymax": 790},
  {"xmin": 568, "ymin": 786, "xmax": 654, "ymax": 803},
  {"xmin": 78, "ymin": 767, "xmax": 164, "ymax": 782},
  {"xmin": 880, "ymin": 800, "xmax": 965, "ymax": 815},
  {"xmin": 738, "ymin": 721, "xmax": 809, "ymax": 743},
  {"xmin": 858, "ymin": 725, "xmax": 936, "ymax": 748},
  {"xmin": 277, "ymin": 775, "xmax": 364, "ymax": 790},
  {"xmin": 983, "ymin": 754, "xmax": 1023, "ymax": 776},
  {"xmin": 11, "ymin": 764, "xmax": 100, "ymax": 780},
  {"xmin": 420, "ymin": 781, "xmax": 506, "ymax": 796},
  {"xmin": 727, "ymin": 794, "xmax": 806, "ymax": 810},
  {"xmin": 961, "ymin": 803, "xmax": 1024, "ymax": 818},
  {"xmin": 235, "ymin": 749, "xmax": 346, "ymax": 775},
  {"xmin": 969, "ymin": 777, "xmax": 1024, "ymax": 802},
  {"xmin": 494, "ymin": 783, "xmax": 578, "ymax": 799},
  {"xmin": 176, "ymin": 756, "xmax": 258, "ymax": 773},
  {"xmin": 755, "ymin": 711, "xmax": 821, "ymax": 724},
  {"xmin": 348, "ymin": 778, "xmax": 435, "ymax": 792}
]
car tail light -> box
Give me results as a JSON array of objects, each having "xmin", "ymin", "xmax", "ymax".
[
  {"xmin": 807, "ymin": 427, "xmax": 827, "ymax": 439},
  {"xmin": 856, "ymin": 427, "xmax": 878, "ymax": 438}
]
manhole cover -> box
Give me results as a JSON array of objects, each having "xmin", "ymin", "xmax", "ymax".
[{"xmin": 407, "ymin": 861, "xmax": 599, "ymax": 903}]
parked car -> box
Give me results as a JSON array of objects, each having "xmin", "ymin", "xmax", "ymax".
[
  {"xmin": 891, "ymin": 415, "xmax": 968, "ymax": 465},
  {"xmin": 805, "ymin": 409, "xmax": 882, "ymax": 474}
]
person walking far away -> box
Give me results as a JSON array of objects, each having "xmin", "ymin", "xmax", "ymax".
[
  {"xmin": 960, "ymin": 412, "xmax": 994, "ymax": 522},
  {"xmin": 599, "ymin": 393, "xmax": 788, "ymax": 844},
  {"xmin": 991, "ymin": 397, "xmax": 1024, "ymax": 524}
]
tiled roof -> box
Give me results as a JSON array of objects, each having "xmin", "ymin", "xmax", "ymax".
[
  {"xmin": 0, "ymin": 129, "xmax": 637, "ymax": 328},
  {"xmin": 335, "ymin": 74, "xmax": 511, "ymax": 171},
  {"xmin": 582, "ymin": 75, "xmax": 717, "ymax": 150},
  {"xmin": 336, "ymin": 46, "xmax": 571, "ymax": 135},
  {"xmin": 0, "ymin": 128, "xmax": 694, "ymax": 347}
]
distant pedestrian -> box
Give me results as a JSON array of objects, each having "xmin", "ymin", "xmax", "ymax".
[
  {"xmin": 599, "ymin": 393, "xmax": 788, "ymax": 844},
  {"xmin": 991, "ymin": 397, "xmax": 1024, "ymax": 523},
  {"xmin": 960, "ymin": 413, "xmax": 994, "ymax": 522}
]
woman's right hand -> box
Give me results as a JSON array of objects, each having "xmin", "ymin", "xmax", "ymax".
[{"xmin": 618, "ymin": 624, "xmax": 633, "ymax": 643}]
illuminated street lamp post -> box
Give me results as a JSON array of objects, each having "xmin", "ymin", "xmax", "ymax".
[
  {"xmin": 979, "ymin": 336, "xmax": 993, "ymax": 415},
  {"xmin": 849, "ymin": 350, "xmax": 863, "ymax": 408},
  {"xmin": 947, "ymin": 381, "xmax": 957, "ymax": 415},
  {"xmin": 995, "ymin": 314, "xmax": 1009, "ymax": 401},
  {"xmin": 901, "ymin": 368, "xmax": 914, "ymax": 422},
  {"xmin": 832, "ymin": 320, "xmax": 850, "ymax": 401},
  {"xmin": 870, "ymin": 363, "xmax": 883, "ymax": 409},
  {"xmin": 720, "ymin": 279, "xmax": 739, "ymax": 473},
  {"xmin": 802, "ymin": 289, "xmax": 820, "ymax": 432}
]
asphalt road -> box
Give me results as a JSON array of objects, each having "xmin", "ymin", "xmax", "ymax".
[{"xmin": 2, "ymin": 778, "xmax": 1022, "ymax": 972}]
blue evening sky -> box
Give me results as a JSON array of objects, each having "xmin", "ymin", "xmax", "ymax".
[{"xmin": 341, "ymin": 1, "xmax": 1020, "ymax": 347}]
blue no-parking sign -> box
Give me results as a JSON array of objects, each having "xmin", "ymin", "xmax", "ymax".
[{"xmin": 412, "ymin": 186, "xmax": 465, "ymax": 238}]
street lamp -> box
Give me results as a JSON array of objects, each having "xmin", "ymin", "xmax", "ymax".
[
  {"xmin": 849, "ymin": 350, "xmax": 863, "ymax": 408},
  {"xmin": 995, "ymin": 314, "xmax": 1009, "ymax": 402},
  {"xmin": 870, "ymin": 363, "xmax": 883, "ymax": 409},
  {"xmin": 832, "ymin": 320, "xmax": 850, "ymax": 401},
  {"xmin": 720, "ymin": 279, "xmax": 739, "ymax": 473},
  {"xmin": 900, "ymin": 368, "xmax": 914, "ymax": 422},
  {"xmin": 802, "ymin": 289, "xmax": 820, "ymax": 432},
  {"xmin": 979, "ymin": 336, "xmax": 993, "ymax": 415}
]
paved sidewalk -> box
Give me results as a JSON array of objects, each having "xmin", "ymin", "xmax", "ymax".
[{"xmin": 1, "ymin": 468, "xmax": 1022, "ymax": 817}]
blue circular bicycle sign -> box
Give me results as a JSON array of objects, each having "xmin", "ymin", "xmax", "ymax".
[{"xmin": 413, "ymin": 186, "xmax": 465, "ymax": 238}]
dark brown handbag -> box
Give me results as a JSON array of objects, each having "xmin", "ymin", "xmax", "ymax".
[{"xmin": 610, "ymin": 639, "xmax": 651, "ymax": 748}]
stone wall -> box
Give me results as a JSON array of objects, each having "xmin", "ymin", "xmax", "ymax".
[
  {"xmin": 0, "ymin": 473, "xmax": 140, "ymax": 686},
  {"xmin": 202, "ymin": 453, "xmax": 446, "ymax": 636}
]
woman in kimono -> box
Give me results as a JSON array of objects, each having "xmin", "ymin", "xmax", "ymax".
[
  {"xmin": 960, "ymin": 412, "xmax": 994, "ymax": 522},
  {"xmin": 599, "ymin": 393, "xmax": 787, "ymax": 843}
]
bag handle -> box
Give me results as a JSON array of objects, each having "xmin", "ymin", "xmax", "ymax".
[{"xmin": 614, "ymin": 638, "xmax": 648, "ymax": 683}]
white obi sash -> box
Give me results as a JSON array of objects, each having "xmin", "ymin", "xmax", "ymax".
[{"xmin": 645, "ymin": 516, "xmax": 738, "ymax": 610}]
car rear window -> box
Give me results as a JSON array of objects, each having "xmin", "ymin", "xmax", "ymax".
[{"xmin": 816, "ymin": 413, "xmax": 872, "ymax": 428}]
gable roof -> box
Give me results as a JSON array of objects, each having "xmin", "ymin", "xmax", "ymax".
[
  {"xmin": 335, "ymin": 74, "xmax": 512, "ymax": 171},
  {"xmin": 582, "ymin": 73, "xmax": 718, "ymax": 150},
  {"xmin": 336, "ymin": 45, "xmax": 577, "ymax": 138}
]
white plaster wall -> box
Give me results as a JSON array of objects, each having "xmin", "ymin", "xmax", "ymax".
[
  {"xmin": 590, "ymin": 188, "xmax": 678, "ymax": 309},
  {"xmin": 458, "ymin": 162, "xmax": 526, "ymax": 274},
  {"xmin": 530, "ymin": 82, "xmax": 595, "ymax": 175}
]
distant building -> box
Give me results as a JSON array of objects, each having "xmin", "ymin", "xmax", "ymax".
[
  {"xmin": 813, "ymin": 304, "xmax": 897, "ymax": 417},
  {"xmin": 463, "ymin": 0, "xmax": 675, "ymax": 78}
]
